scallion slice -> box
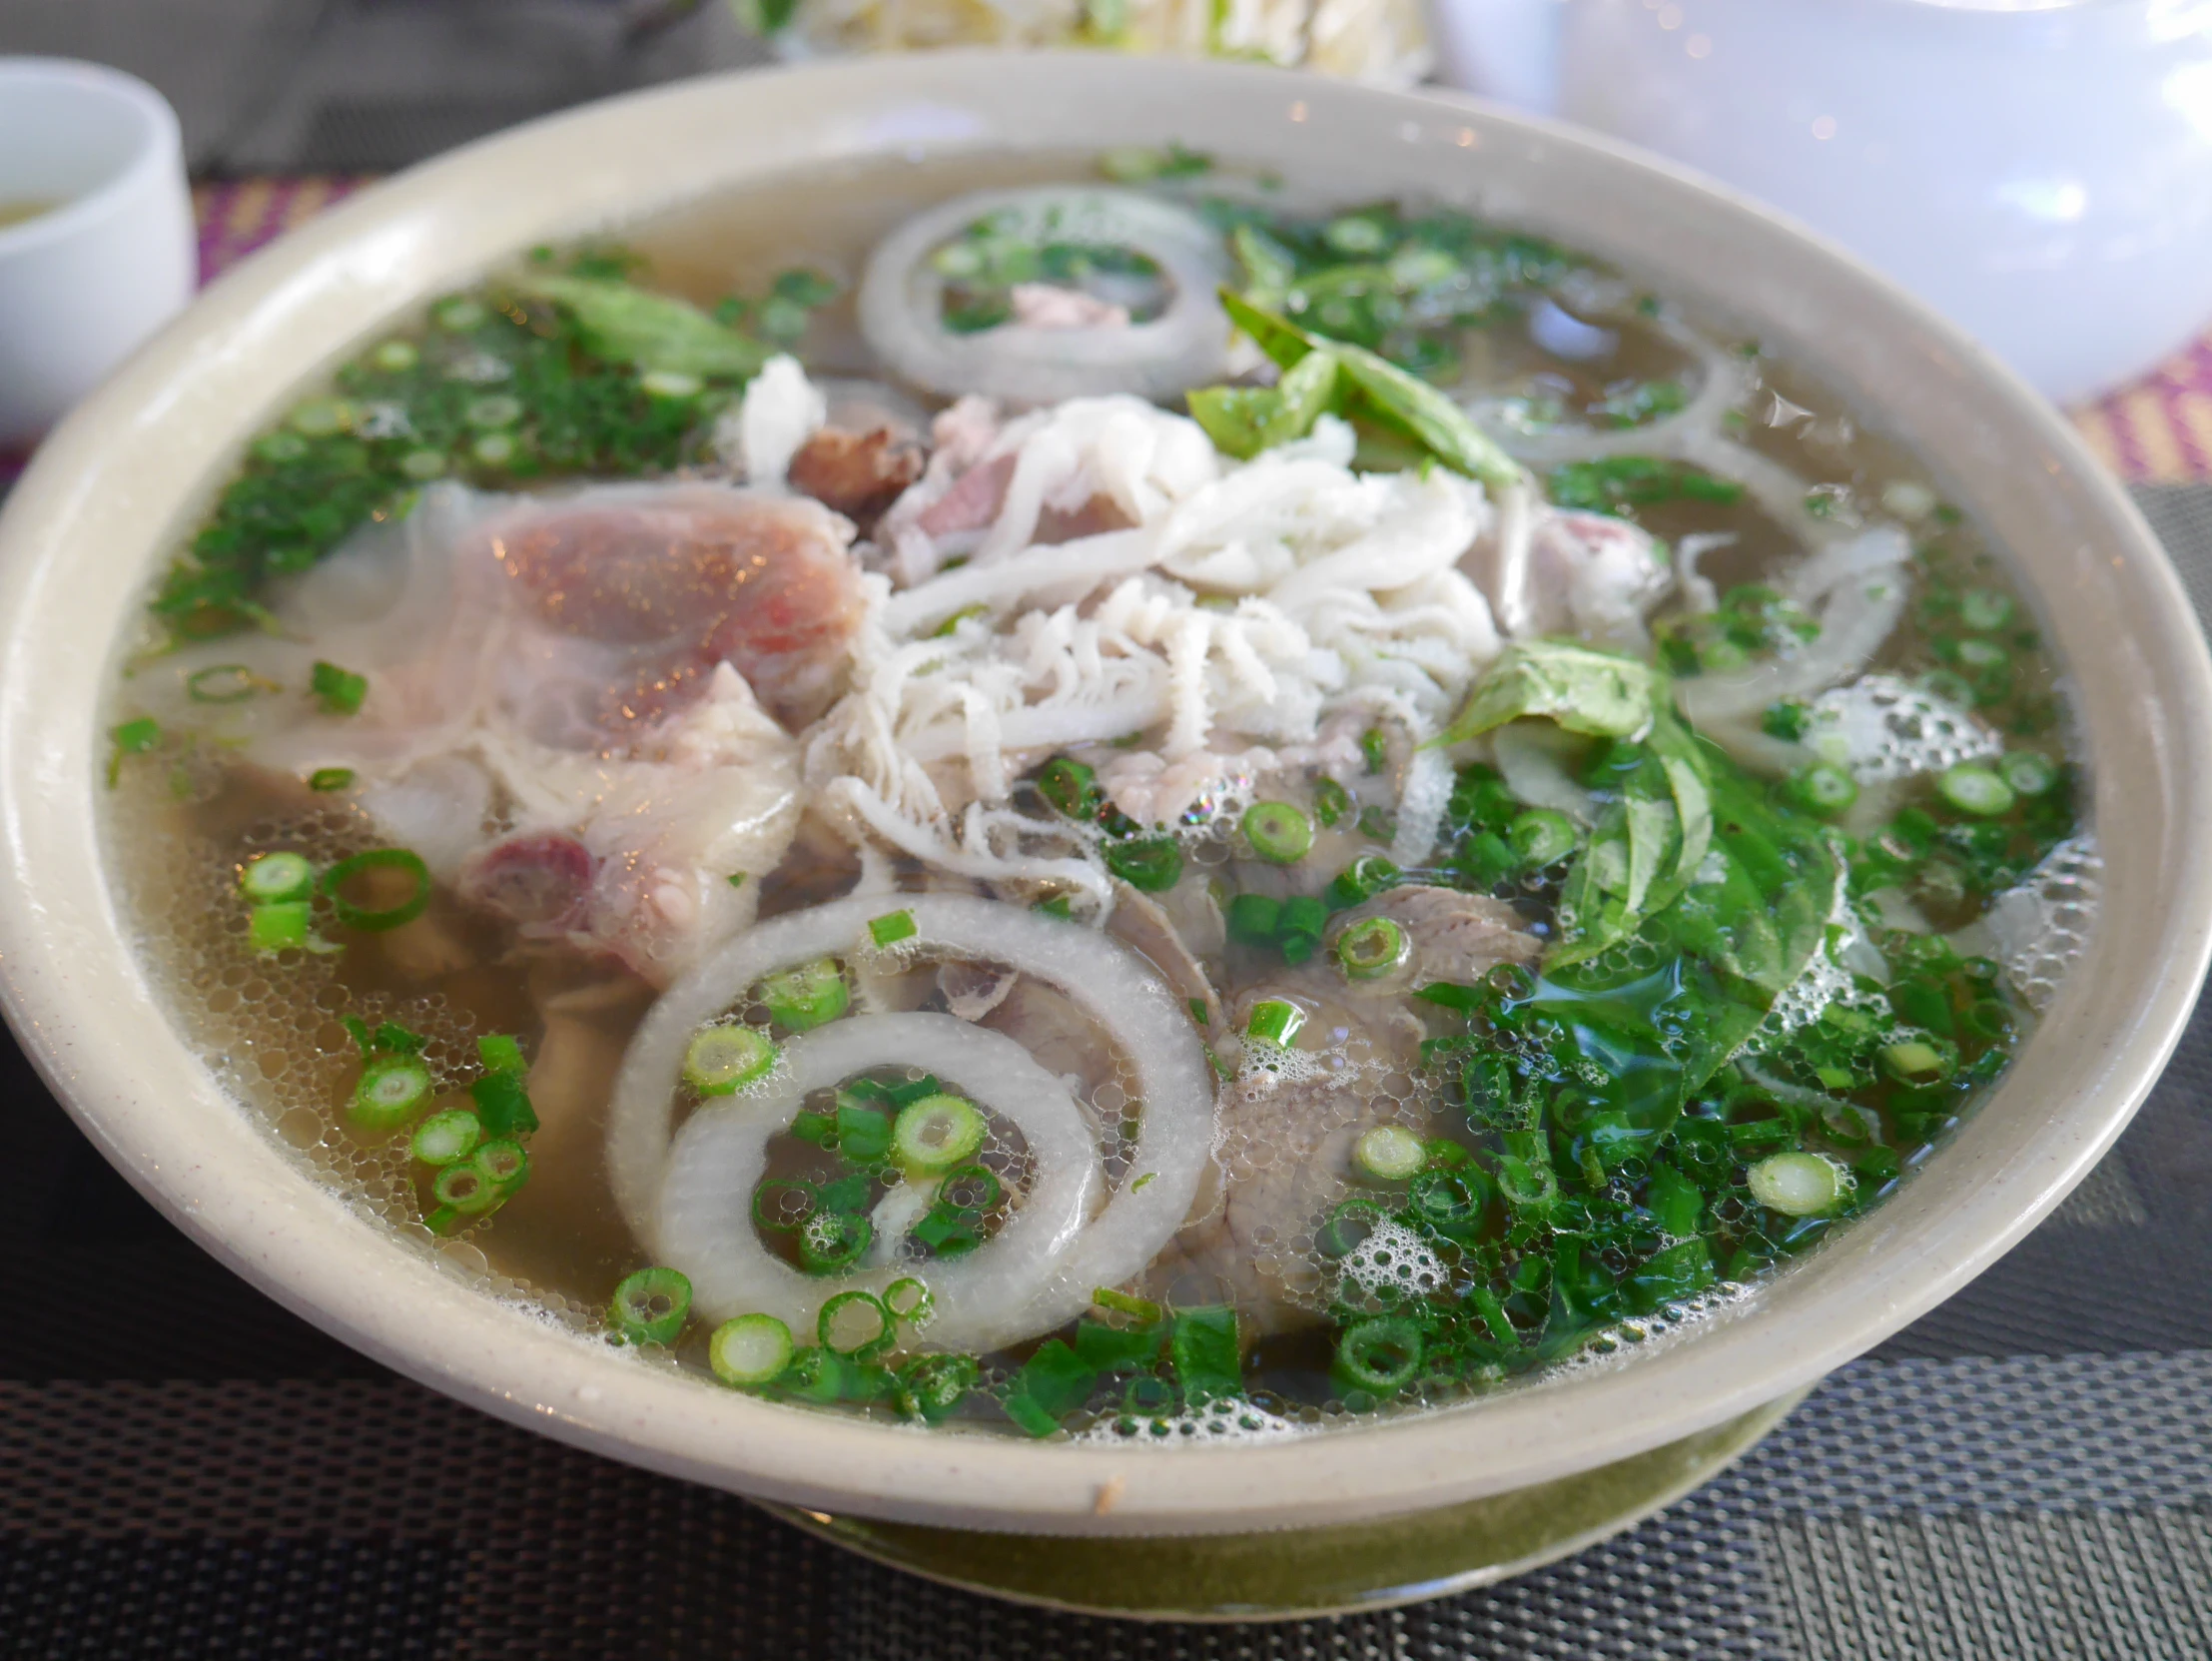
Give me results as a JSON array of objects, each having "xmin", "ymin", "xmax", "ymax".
[
  {"xmin": 1792, "ymin": 762, "xmax": 1859, "ymax": 818},
  {"xmin": 472, "ymin": 1138, "xmax": 529, "ymax": 1194},
  {"xmin": 818, "ymin": 1289, "xmax": 895, "ymax": 1357},
  {"xmin": 797, "ymin": 1211, "xmax": 872, "ymax": 1274},
  {"xmin": 240, "ymin": 852, "xmax": 316, "ymax": 905},
  {"xmin": 610, "ymin": 1266, "xmax": 693, "ymax": 1346},
  {"xmin": 884, "ymin": 1276, "xmax": 935, "ymax": 1325},
  {"xmin": 1335, "ymin": 1315, "xmax": 1422, "ymax": 1393},
  {"xmin": 893, "ymin": 1093, "xmax": 988, "ymax": 1173},
  {"xmin": 1937, "ymin": 764, "xmax": 2013, "ymax": 817},
  {"xmin": 1508, "ymin": 808, "xmax": 1578, "ymax": 869},
  {"xmin": 683, "ymin": 1025, "xmax": 775, "ymax": 1096},
  {"xmin": 751, "ymin": 1177, "xmax": 819, "ymax": 1234},
  {"xmin": 868, "ymin": 909, "xmax": 918, "ymax": 948},
  {"xmin": 709, "ymin": 1312, "xmax": 794, "ymax": 1386},
  {"xmin": 1998, "ymin": 752, "xmax": 2057, "ymax": 797},
  {"xmin": 350, "ymin": 1057, "xmax": 432, "ymax": 1133},
  {"xmin": 310, "ymin": 660, "xmax": 368, "ymax": 716},
  {"xmin": 1242, "ymin": 800, "xmax": 1314, "ymax": 864},
  {"xmin": 1747, "ymin": 1152, "xmax": 1852, "ymax": 1217},
  {"xmin": 1959, "ymin": 588, "xmax": 2015, "ymax": 632},
  {"xmin": 1334, "ymin": 916, "xmax": 1408, "ymax": 982},
  {"xmin": 1092, "ymin": 1285, "xmax": 1162, "ymax": 1322},
  {"xmin": 1244, "ymin": 999, "xmax": 1305, "ymax": 1048},
  {"xmin": 894, "ymin": 1352, "xmax": 978, "ymax": 1423},
  {"xmin": 307, "ymin": 768, "xmax": 355, "ymax": 792},
  {"xmin": 247, "ymin": 901, "xmax": 311, "ymax": 954},
  {"xmin": 408, "ymin": 1109, "xmax": 481, "ymax": 1168},
  {"xmin": 1881, "ymin": 1039, "xmax": 1952, "ymax": 1085},
  {"xmin": 321, "ymin": 848, "xmax": 431, "ymax": 932},
  {"xmin": 757, "ymin": 957, "xmax": 850, "ymax": 1032},
  {"xmin": 1353, "ymin": 1125, "xmax": 1427, "ymax": 1182},
  {"xmin": 1105, "ymin": 837, "xmax": 1182, "ymax": 893},
  {"xmin": 431, "ymin": 1157, "xmax": 499, "ymax": 1215}
]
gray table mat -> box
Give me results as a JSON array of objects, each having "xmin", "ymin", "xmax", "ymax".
[{"xmin": 0, "ymin": 486, "xmax": 2207, "ymax": 1659}]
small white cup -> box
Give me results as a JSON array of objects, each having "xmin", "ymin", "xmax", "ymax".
[{"xmin": 0, "ymin": 59, "xmax": 196, "ymax": 448}]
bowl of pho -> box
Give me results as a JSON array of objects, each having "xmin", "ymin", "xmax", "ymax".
[{"xmin": 0, "ymin": 50, "xmax": 2205, "ymax": 1619}]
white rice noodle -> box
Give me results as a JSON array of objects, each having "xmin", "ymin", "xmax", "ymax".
[
  {"xmin": 1675, "ymin": 531, "xmax": 1737, "ymax": 616},
  {"xmin": 606, "ymin": 894, "xmax": 1218, "ymax": 1348},
  {"xmin": 857, "ymin": 188, "xmax": 1235, "ymax": 405},
  {"xmin": 655, "ymin": 1013, "xmax": 1102, "ymax": 1351},
  {"xmin": 1677, "ymin": 528, "xmax": 1912, "ymax": 726}
]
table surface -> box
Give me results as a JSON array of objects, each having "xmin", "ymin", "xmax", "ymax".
[{"xmin": 4, "ymin": 183, "xmax": 2211, "ymax": 1661}]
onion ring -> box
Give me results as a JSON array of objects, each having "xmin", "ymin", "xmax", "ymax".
[
  {"xmin": 858, "ymin": 188, "xmax": 1233, "ymax": 405},
  {"xmin": 605, "ymin": 893, "xmax": 1219, "ymax": 1348},
  {"xmin": 656, "ymin": 1013, "xmax": 1101, "ymax": 1351}
]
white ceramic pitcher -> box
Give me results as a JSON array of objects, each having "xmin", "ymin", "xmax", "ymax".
[{"xmin": 1431, "ymin": 0, "xmax": 2212, "ymax": 405}]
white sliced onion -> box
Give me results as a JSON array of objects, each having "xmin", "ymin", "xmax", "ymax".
[
  {"xmin": 605, "ymin": 892, "xmax": 1218, "ymax": 1348},
  {"xmin": 656, "ymin": 1013, "xmax": 1100, "ymax": 1351},
  {"xmin": 857, "ymin": 188, "xmax": 1233, "ymax": 405},
  {"xmin": 1677, "ymin": 528, "xmax": 1911, "ymax": 726}
]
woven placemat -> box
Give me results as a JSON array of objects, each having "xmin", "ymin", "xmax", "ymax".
[{"xmin": 1, "ymin": 486, "xmax": 2207, "ymax": 1659}]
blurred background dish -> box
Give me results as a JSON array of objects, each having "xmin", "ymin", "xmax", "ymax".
[
  {"xmin": 0, "ymin": 59, "xmax": 194, "ymax": 446},
  {"xmin": 1433, "ymin": 0, "xmax": 2212, "ymax": 407}
]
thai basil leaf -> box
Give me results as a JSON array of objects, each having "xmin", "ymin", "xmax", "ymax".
[{"xmin": 1440, "ymin": 641, "xmax": 1658, "ymax": 747}]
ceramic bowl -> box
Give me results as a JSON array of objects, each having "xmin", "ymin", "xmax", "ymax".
[{"xmin": 0, "ymin": 51, "xmax": 2205, "ymax": 1557}]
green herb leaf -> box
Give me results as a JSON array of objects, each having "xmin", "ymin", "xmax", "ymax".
[
  {"xmin": 1437, "ymin": 641, "xmax": 1657, "ymax": 746},
  {"xmin": 521, "ymin": 274, "xmax": 770, "ymax": 380},
  {"xmin": 1168, "ymin": 1304, "xmax": 1243, "ymax": 1405},
  {"xmin": 310, "ymin": 660, "xmax": 368, "ymax": 715}
]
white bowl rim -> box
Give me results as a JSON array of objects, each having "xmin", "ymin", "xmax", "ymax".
[{"xmin": 0, "ymin": 49, "xmax": 2206, "ymax": 1537}]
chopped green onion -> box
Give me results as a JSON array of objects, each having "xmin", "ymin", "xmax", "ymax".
[
  {"xmin": 409, "ymin": 1110, "xmax": 481, "ymax": 1168},
  {"xmin": 1093, "ymin": 1286, "xmax": 1162, "ymax": 1322},
  {"xmin": 751, "ymin": 1177, "xmax": 818, "ymax": 1233},
  {"xmin": 1508, "ymin": 808, "xmax": 1578, "ymax": 869},
  {"xmin": 758, "ymin": 957, "xmax": 850, "ymax": 1031},
  {"xmin": 1242, "ymin": 800, "xmax": 1313, "ymax": 864},
  {"xmin": 1999, "ymin": 752, "xmax": 2057, "ymax": 797},
  {"xmin": 247, "ymin": 901, "xmax": 312, "ymax": 954},
  {"xmin": 610, "ymin": 1266, "xmax": 693, "ymax": 1346},
  {"xmin": 1359, "ymin": 727, "xmax": 1388, "ymax": 775},
  {"xmin": 1409, "ymin": 1169, "xmax": 1484, "ymax": 1226},
  {"xmin": 1327, "ymin": 853, "xmax": 1402, "ymax": 911},
  {"xmin": 640, "ymin": 369, "xmax": 703, "ymax": 400},
  {"xmin": 433, "ymin": 297, "xmax": 486, "ymax": 332},
  {"xmin": 470, "ymin": 431, "xmax": 517, "ymax": 467},
  {"xmin": 798, "ymin": 1211, "xmax": 872, "ymax": 1274},
  {"xmin": 350, "ymin": 1056, "xmax": 433, "ymax": 1133},
  {"xmin": 683, "ymin": 1024, "xmax": 775, "ymax": 1095},
  {"xmin": 710, "ymin": 1312, "xmax": 795, "ymax": 1386},
  {"xmin": 1792, "ymin": 763, "xmax": 1860, "ymax": 818},
  {"xmin": 1105, "ymin": 837, "xmax": 1182, "ymax": 892},
  {"xmin": 321, "ymin": 847, "xmax": 431, "ymax": 932},
  {"xmin": 868, "ymin": 909, "xmax": 918, "ymax": 948},
  {"xmin": 431, "ymin": 1157, "xmax": 500, "ymax": 1215},
  {"xmin": 930, "ymin": 603, "xmax": 990, "ymax": 637},
  {"xmin": 477, "ymin": 1034, "xmax": 524, "ymax": 1074},
  {"xmin": 309, "ymin": 660, "xmax": 368, "ymax": 716},
  {"xmin": 398, "ymin": 449, "xmax": 447, "ymax": 481},
  {"xmin": 1959, "ymin": 589, "xmax": 2015, "ymax": 632},
  {"xmin": 1937, "ymin": 764, "xmax": 2014, "ymax": 817},
  {"xmin": 893, "ymin": 1093, "xmax": 988, "ymax": 1173},
  {"xmin": 1038, "ymin": 756, "xmax": 1101, "ymax": 819},
  {"xmin": 106, "ymin": 717, "xmax": 162, "ymax": 787},
  {"xmin": 884, "ymin": 1276, "xmax": 935, "ymax": 1325},
  {"xmin": 186, "ymin": 664, "xmax": 276, "ymax": 704},
  {"xmin": 369, "ymin": 339, "xmax": 419, "ymax": 373},
  {"xmin": 472, "ymin": 1138, "xmax": 529, "ymax": 1194},
  {"xmin": 288, "ymin": 397, "xmax": 352, "ymax": 437},
  {"xmin": 463, "ymin": 394, "xmax": 522, "ymax": 429},
  {"xmin": 240, "ymin": 852, "xmax": 316, "ymax": 905},
  {"xmin": 1334, "ymin": 916, "xmax": 1408, "ymax": 981},
  {"xmin": 1335, "ymin": 1316, "xmax": 1422, "ymax": 1393},
  {"xmin": 1353, "ymin": 1125, "xmax": 1427, "ymax": 1182},
  {"xmin": 1245, "ymin": 999, "xmax": 1305, "ymax": 1048},
  {"xmin": 1881, "ymin": 1039, "xmax": 1952, "ymax": 1085},
  {"xmin": 1225, "ymin": 892, "xmax": 1281, "ymax": 946},
  {"xmin": 1312, "ymin": 776, "xmax": 1353, "ymax": 828},
  {"xmin": 938, "ymin": 1163, "xmax": 1003, "ymax": 1211},
  {"xmin": 1747, "ymin": 1152, "xmax": 1851, "ymax": 1217},
  {"xmin": 895, "ymin": 1352, "xmax": 978, "ymax": 1423},
  {"xmin": 308, "ymin": 768, "xmax": 355, "ymax": 792},
  {"xmin": 819, "ymin": 1289, "xmax": 895, "ymax": 1357},
  {"xmin": 778, "ymin": 1345, "xmax": 847, "ymax": 1403}
]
